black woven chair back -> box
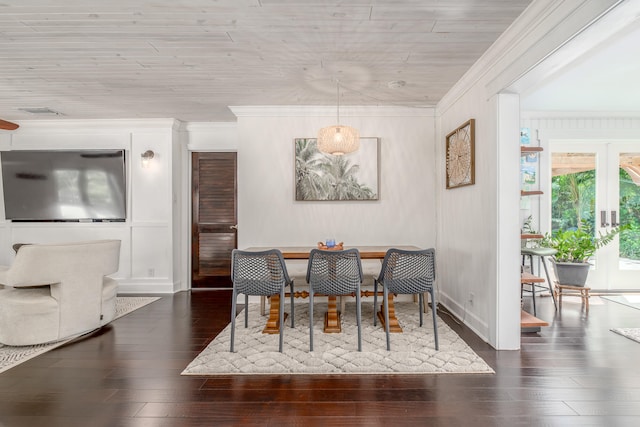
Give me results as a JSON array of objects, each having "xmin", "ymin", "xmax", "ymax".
[
  {"xmin": 306, "ymin": 248, "xmax": 363, "ymax": 295},
  {"xmin": 231, "ymin": 249, "xmax": 290, "ymax": 296},
  {"xmin": 378, "ymin": 248, "xmax": 435, "ymax": 295}
]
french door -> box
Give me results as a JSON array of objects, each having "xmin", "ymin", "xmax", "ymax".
[{"xmin": 549, "ymin": 143, "xmax": 640, "ymax": 290}]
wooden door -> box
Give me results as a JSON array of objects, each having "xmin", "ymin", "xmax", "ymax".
[{"xmin": 191, "ymin": 152, "xmax": 237, "ymax": 288}]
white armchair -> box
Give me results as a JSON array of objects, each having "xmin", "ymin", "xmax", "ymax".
[{"xmin": 0, "ymin": 240, "xmax": 121, "ymax": 346}]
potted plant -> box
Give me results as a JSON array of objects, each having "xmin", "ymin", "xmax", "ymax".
[{"xmin": 543, "ymin": 226, "xmax": 624, "ymax": 286}]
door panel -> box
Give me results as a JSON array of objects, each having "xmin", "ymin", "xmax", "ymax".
[
  {"xmin": 609, "ymin": 147, "xmax": 640, "ymax": 288},
  {"xmin": 551, "ymin": 145, "xmax": 605, "ymax": 287},
  {"xmin": 192, "ymin": 152, "xmax": 237, "ymax": 288}
]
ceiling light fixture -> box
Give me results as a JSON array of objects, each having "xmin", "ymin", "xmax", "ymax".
[{"xmin": 317, "ymin": 81, "xmax": 359, "ymax": 156}]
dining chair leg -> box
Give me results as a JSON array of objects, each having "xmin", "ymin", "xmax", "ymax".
[
  {"xmin": 384, "ymin": 286, "xmax": 391, "ymax": 351},
  {"xmin": 289, "ymin": 281, "xmax": 295, "ymax": 327},
  {"xmin": 418, "ymin": 293, "xmax": 424, "ymax": 327},
  {"xmin": 230, "ymin": 288, "xmax": 238, "ymax": 353},
  {"xmin": 278, "ymin": 288, "xmax": 284, "ymax": 353},
  {"xmin": 356, "ymin": 286, "xmax": 362, "ymax": 352},
  {"xmin": 430, "ymin": 288, "xmax": 439, "ymax": 350},
  {"xmin": 244, "ymin": 294, "xmax": 249, "ymax": 327},
  {"xmin": 373, "ymin": 279, "xmax": 379, "ymax": 326},
  {"xmin": 260, "ymin": 296, "xmax": 266, "ymax": 316},
  {"xmin": 309, "ymin": 289, "xmax": 314, "ymax": 352}
]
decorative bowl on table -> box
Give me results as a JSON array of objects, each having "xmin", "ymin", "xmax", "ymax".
[{"xmin": 317, "ymin": 241, "xmax": 344, "ymax": 250}]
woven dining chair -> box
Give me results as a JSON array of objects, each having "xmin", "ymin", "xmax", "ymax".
[
  {"xmin": 230, "ymin": 249, "xmax": 294, "ymax": 353},
  {"xmin": 373, "ymin": 248, "xmax": 439, "ymax": 351},
  {"xmin": 306, "ymin": 248, "xmax": 363, "ymax": 352}
]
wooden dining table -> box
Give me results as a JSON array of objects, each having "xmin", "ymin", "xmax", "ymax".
[{"xmin": 244, "ymin": 245, "xmax": 420, "ymax": 334}]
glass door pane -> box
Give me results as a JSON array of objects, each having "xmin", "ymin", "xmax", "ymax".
[
  {"xmin": 551, "ymin": 152, "xmax": 597, "ymax": 235},
  {"xmin": 618, "ymin": 152, "xmax": 640, "ymax": 270}
]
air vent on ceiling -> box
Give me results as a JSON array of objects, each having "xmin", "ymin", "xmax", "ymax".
[
  {"xmin": 387, "ymin": 80, "xmax": 406, "ymax": 89},
  {"xmin": 17, "ymin": 107, "xmax": 62, "ymax": 115}
]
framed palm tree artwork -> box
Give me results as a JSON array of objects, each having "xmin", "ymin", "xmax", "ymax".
[{"xmin": 294, "ymin": 137, "xmax": 380, "ymax": 201}]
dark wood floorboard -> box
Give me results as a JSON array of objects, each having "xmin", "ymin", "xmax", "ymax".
[{"xmin": 1, "ymin": 290, "xmax": 640, "ymax": 426}]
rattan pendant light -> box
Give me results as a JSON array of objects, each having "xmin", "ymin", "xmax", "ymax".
[{"xmin": 317, "ymin": 81, "xmax": 360, "ymax": 156}]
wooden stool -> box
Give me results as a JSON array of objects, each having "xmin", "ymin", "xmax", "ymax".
[
  {"xmin": 521, "ymin": 272, "xmax": 546, "ymax": 316},
  {"xmin": 554, "ymin": 283, "xmax": 591, "ymax": 312}
]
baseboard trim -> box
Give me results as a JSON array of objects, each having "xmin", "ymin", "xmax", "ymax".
[{"xmin": 117, "ymin": 281, "xmax": 176, "ymax": 294}]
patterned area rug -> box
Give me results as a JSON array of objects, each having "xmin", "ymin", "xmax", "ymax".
[
  {"xmin": 0, "ymin": 296, "xmax": 160, "ymax": 374},
  {"xmin": 611, "ymin": 328, "xmax": 640, "ymax": 344},
  {"xmin": 182, "ymin": 302, "xmax": 494, "ymax": 375}
]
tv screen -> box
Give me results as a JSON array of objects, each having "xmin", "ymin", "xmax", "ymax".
[{"xmin": 1, "ymin": 150, "xmax": 126, "ymax": 222}]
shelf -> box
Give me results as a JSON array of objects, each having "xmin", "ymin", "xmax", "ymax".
[
  {"xmin": 521, "ymin": 310, "xmax": 549, "ymax": 329},
  {"xmin": 521, "ymin": 190, "xmax": 543, "ymax": 196},
  {"xmin": 521, "ymin": 233, "xmax": 544, "ymax": 240},
  {"xmin": 521, "ymin": 272, "xmax": 545, "ymax": 284},
  {"xmin": 521, "ymin": 146, "xmax": 543, "ymax": 153}
]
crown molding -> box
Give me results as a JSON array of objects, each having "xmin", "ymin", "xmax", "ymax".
[
  {"xmin": 11, "ymin": 118, "xmax": 181, "ymax": 133},
  {"xmin": 522, "ymin": 111, "xmax": 640, "ymax": 119},
  {"xmin": 183, "ymin": 122, "xmax": 238, "ymax": 131}
]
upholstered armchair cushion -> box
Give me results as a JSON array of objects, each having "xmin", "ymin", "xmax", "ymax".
[
  {"xmin": 0, "ymin": 287, "xmax": 59, "ymax": 346},
  {"xmin": 0, "ymin": 240, "xmax": 121, "ymax": 346}
]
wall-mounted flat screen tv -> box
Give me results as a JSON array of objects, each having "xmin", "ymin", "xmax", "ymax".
[{"xmin": 1, "ymin": 150, "xmax": 126, "ymax": 222}]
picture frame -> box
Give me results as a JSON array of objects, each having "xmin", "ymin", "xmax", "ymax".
[
  {"xmin": 294, "ymin": 137, "xmax": 379, "ymax": 201},
  {"xmin": 445, "ymin": 119, "xmax": 475, "ymax": 189}
]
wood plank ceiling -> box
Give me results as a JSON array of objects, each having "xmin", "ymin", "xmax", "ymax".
[{"xmin": 0, "ymin": 0, "xmax": 532, "ymax": 122}]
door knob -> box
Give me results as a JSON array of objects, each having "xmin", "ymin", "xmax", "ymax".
[{"xmin": 611, "ymin": 211, "xmax": 619, "ymax": 227}]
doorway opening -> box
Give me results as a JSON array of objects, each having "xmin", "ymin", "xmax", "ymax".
[{"xmin": 549, "ymin": 143, "xmax": 640, "ymax": 290}]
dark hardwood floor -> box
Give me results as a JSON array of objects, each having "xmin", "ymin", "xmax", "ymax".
[{"xmin": 1, "ymin": 290, "xmax": 640, "ymax": 426}]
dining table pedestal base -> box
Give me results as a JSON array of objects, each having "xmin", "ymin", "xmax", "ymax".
[
  {"xmin": 262, "ymin": 293, "xmax": 405, "ymax": 334},
  {"xmin": 376, "ymin": 293, "xmax": 403, "ymax": 333},
  {"xmin": 262, "ymin": 294, "xmax": 288, "ymax": 334},
  {"xmin": 323, "ymin": 296, "xmax": 342, "ymax": 333}
]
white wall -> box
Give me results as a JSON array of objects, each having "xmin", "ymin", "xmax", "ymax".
[
  {"xmin": 436, "ymin": 87, "xmax": 521, "ymax": 348},
  {"xmin": 0, "ymin": 119, "xmax": 181, "ymax": 294},
  {"xmin": 231, "ymin": 106, "xmax": 437, "ymax": 250}
]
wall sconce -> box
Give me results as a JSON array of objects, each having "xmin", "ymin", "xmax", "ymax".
[{"xmin": 141, "ymin": 150, "xmax": 154, "ymax": 168}]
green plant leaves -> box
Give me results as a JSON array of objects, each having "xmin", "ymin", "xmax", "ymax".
[{"xmin": 547, "ymin": 225, "xmax": 627, "ymax": 263}]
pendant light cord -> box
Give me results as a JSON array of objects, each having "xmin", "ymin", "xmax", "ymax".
[{"xmin": 336, "ymin": 80, "xmax": 341, "ymax": 125}]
